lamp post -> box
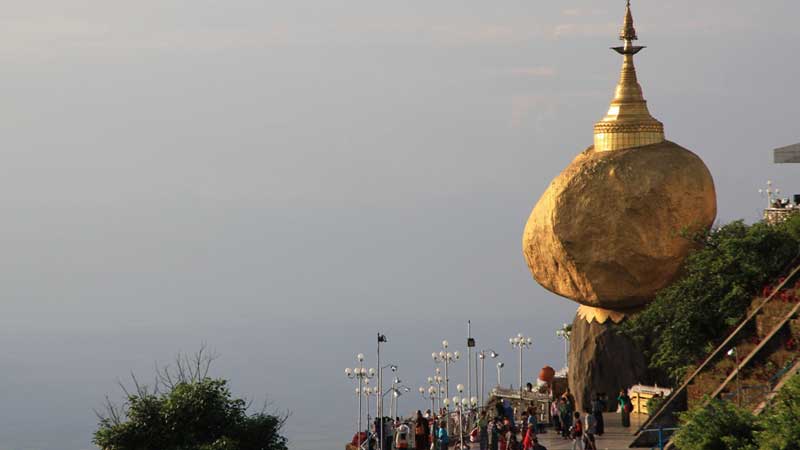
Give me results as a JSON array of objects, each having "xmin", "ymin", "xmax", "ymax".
[
  {"xmin": 556, "ymin": 323, "xmax": 572, "ymax": 370},
  {"xmin": 477, "ymin": 349, "xmax": 498, "ymax": 408},
  {"xmin": 364, "ymin": 384, "xmax": 377, "ymax": 436},
  {"xmin": 387, "ymin": 376, "xmax": 410, "ymax": 419},
  {"xmin": 376, "ymin": 333, "xmax": 388, "ymax": 450},
  {"xmin": 345, "ymin": 353, "xmax": 376, "ymax": 447},
  {"xmin": 728, "ymin": 347, "xmax": 742, "ymax": 406},
  {"xmin": 509, "ymin": 333, "xmax": 533, "ymax": 390},
  {"xmin": 453, "ymin": 384, "xmax": 467, "ymax": 450},
  {"xmin": 432, "ymin": 340, "xmax": 460, "ymax": 408},
  {"xmin": 427, "ymin": 369, "xmax": 444, "ymax": 412},
  {"xmin": 497, "ymin": 362, "xmax": 505, "ymax": 388}
]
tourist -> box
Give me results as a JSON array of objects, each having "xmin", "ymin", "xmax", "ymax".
[
  {"xmin": 522, "ymin": 424, "xmax": 536, "ymax": 450},
  {"xmin": 496, "ymin": 401, "xmax": 505, "ymax": 420},
  {"xmin": 559, "ymin": 398, "xmax": 571, "ymax": 439},
  {"xmin": 478, "ymin": 411, "xmax": 489, "ymax": 450},
  {"xmin": 583, "ymin": 409, "xmax": 597, "ymax": 450},
  {"xmin": 550, "ymin": 399, "xmax": 561, "ymax": 433},
  {"xmin": 527, "ymin": 406, "xmax": 538, "ymax": 435},
  {"xmin": 415, "ymin": 410, "xmax": 430, "ymax": 450},
  {"xmin": 507, "ymin": 431, "xmax": 519, "ymax": 450},
  {"xmin": 617, "ymin": 389, "xmax": 632, "ymax": 427},
  {"xmin": 437, "ymin": 420, "xmax": 449, "ymax": 450},
  {"xmin": 570, "ymin": 412, "xmax": 583, "ymax": 450},
  {"xmin": 591, "ymin": 394, "xmax": 605, "ymax": 436},
  {"xmin": 489, "ymin": 417, "xmax": 500, "ymax": 450},
  {"xmin": 395, "ymin": 421, "xmax": 410, "ymax": 449},
  {"xmin": 520, "ymin": 411, "xmax": 529, "ymax": 441}
]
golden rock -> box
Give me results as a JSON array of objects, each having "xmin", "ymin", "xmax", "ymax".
[
  {"xmin": 521, "ymin": 1, "xmax": 717, "ymax": 317},
  {"xmin": 522, "ymin": 141, "xmax": 716, "ymax": 311}
]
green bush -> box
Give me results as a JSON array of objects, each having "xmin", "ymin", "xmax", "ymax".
[
  {"xmin": 672, "ymin": 398, "xmax": 759, "ymax": 450},
  {"xmin": 755, "ymin": 373, "xmax": 800, "ymax": 450},
  {"xmin": 619, "ymin": 215, "xmax": 800, "ymax": 382},
  {"xmin": 93, "ymin": 350, "xmax": 288, "ymax": 450}
]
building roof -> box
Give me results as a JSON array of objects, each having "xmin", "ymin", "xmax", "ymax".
[{"xmin": 774, "ymin": 143, "xmax": 800, "ymax": 163}]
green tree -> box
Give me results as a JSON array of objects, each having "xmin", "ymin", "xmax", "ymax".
[
  {"xmin": 672, "ymin": 398, "xmax": 758, "ymax": 450},
  {"xmin": 93, "ymin": 349, "xmax": 288, "ymax": 450},
  {"xmin": 755, "ymin": 373, "xmax": 800, "ymax": 450},
  {"xmin": 619, "ymin": 215, "xmax": 800, "ymax": 381}
]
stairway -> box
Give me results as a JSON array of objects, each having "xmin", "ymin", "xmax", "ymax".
[{"xmin": 630, "ymin": 261, "xmax": 800, "ymax": 448}]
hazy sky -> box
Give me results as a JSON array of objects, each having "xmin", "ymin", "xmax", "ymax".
[{"xmin": 0, "ymin": 1, "xmax": 798, "ymax": 449}]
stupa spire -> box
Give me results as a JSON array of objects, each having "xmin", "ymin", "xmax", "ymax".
[{"xmin": 593, "ymin": 1, "xmax": 665, "ymax": 152}]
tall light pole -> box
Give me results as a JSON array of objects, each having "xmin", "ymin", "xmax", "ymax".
[
  {"xmin": 478, "ymin": 349, "xmax": 498, "ymax": 408},
  {"xmin": 497, "ymin": 362, "xmax": 504, "ymax": 388},
  {"xmin": 556, "ymin": 323, "xmax": 572, "ymax": 370},
  {"xmin": 345, "ymin": 353, "xmax": 375, "ymax": 447},
  {"xmin": 432, "ymin": 340, "xmax": 460, "ymax": 409},
  {"xmin": 467, "ymin": 321, "xmax": 476, "ymax": 402},
  {"xmin": 509, "ymin": 333, "xmax": 532, "ymax": 390},
  {"xmin": 377, "ymin": 333, "xmax": 388, "ymax": 450},
  {"xmin": 453, "ymin": 384, "xmax": 468, "ymax": 450}
]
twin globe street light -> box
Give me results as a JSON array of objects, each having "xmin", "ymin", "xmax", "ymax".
[
  {"xmin": 477, "ymin": 349, "xmax": 498, "ymax": 407},
  {"xmin": 509, "ymin": 333, "xmax": 532, "ymax": 390}
]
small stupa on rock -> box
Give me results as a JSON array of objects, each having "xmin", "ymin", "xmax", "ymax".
[{"xmin": 522, "ymin": 0, "xmax": 717, "ymax": 325}]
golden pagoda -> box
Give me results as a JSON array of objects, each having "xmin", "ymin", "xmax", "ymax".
[
  {"xmin": 521, "ymin": 1, "xmax": 717, "ymax": 324},
  {"xmin": 593, "ymin": 0, "xmax": 664, "ymax": 152}
]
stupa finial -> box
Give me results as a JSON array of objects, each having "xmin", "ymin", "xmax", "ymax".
[{"xmin": 592, "ymin": 1, "xmax": 664, "ymax": 152}]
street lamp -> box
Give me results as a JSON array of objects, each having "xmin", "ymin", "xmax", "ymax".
[
  {"xmin": 453, "ymin": 384, "xmax": 467, "ymax": 450},
  {"xmin": 509, "ymin": 333, "xmax": 532, "ymax": 390},
  {"xmin": 427, "ymin": 369, "xmax": 445, "ymax": 412},
  {"xmin": 728, "ymin": 347, "xmax": 742, "ymax": 406},
  {"xmin": 345, "ymin": 353, "xmax": 375, "ymax": 448},
  {"xmin": 432, "ymin": 340, "xmax": 461, "ymax": 408},
  {"xmin": 386, "ymin": 375, "xmax": 410, "ymax": 419},
  {"xmin": 556, "ymin": 323, "xmax": 572, "ymax": 370},
  {"xmin": 496, "ymin": 362, "xmax": 505, "ymax": 388},
  {"xmin": 478, "ymin": 349, "xmax": 498, "ymax": 408}
]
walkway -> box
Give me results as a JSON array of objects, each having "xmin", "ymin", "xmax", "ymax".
[{"xmin": 535, "ymin": 413, "xmax": 646, "ymax": 450}]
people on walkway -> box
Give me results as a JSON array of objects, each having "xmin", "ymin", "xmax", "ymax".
[
  {"xmin": 478, "ymin": 411, "xmax": 489, "ymax": 450},
  {"xmin": 590, "ymin": 394, "xmax": 605, "ymax": 436},
  {"xmin": 559, "ymin": 398, "xmax": 572, "ymax": 439},
  {"xmin": 583, "ymin": 409, "xmax": 597, "ymax": 450},
  {"xmin": 617, "ymin": 389, "xmax": 633, "ymax": 427},
  {"xmin": 570, "ymin": 412, "xmax": 583, "ymax": 450},
  {"xmin": 437, "ymin": 420, "xmax": 449, "ymax": 450},
  {"xmin": 550, "ymin": 399, "xmax": 561, "ymax": 434},
  {"xmin": 395, "ymin": 421, "xmax": 410, "ymax": 449},
  {"xmin": 489, "ymin": 417, "xmax": 501, "ymax": 450},
  {"xmin": 415, "ymin": 410, "xmax": 430, "ymax": 450}
]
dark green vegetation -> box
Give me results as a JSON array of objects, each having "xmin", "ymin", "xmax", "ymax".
[
  {"xmin": 672, "ymin": 374, "xmax": 800, "ymax": 450},
  {"xmin": 619, "ymin": 215, "xmax": 800, "ymax": 382},
  {"xmin": 672, "ymin": 397, "xmax": 759, "ymax": 450},
  {"xmin": 93, "ymin": 350, "xmax": 288, "ymax": 450}
]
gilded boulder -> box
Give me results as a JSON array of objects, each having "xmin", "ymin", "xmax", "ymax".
[{"xmin": 522, "ymin": 140, "xmax": 716, "ymax": 311}]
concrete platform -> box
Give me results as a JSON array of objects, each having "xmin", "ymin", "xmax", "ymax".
[{"xmin": 534, "ymin": 413, "xmax": 647, "ymax": 450}]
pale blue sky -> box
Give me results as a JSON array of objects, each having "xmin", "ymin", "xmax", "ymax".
[{"xmin": 0, "ymin": 1, "xmax": 797, "ymax": 449}]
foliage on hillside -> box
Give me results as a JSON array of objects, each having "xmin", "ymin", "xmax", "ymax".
[
  {"xmin": 672, "ymin": 397, "xmax": 759, "ymax": 450},
  {"xmin": 755, "ymin": 373, "xmax": 800, "ymax": 450},
  {"xmin": 673, "ymin": 374, "xmax": 800, "ymax": 450},
  {"xmin": 619, "ymin": 215, "xmax": 800, "ymax": 382},
  {"xmin": 93, "ymin": 349, "xmax": 288, "ymax": 450}
]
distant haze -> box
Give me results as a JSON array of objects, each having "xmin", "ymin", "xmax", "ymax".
[{"xmin": 0, "ymin": 1, "xmax": 797, "ymax": 449}]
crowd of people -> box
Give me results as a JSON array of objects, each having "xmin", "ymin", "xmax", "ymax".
[{"xmin": 348, "ymin": 388, "xmax": 636, "ymax": 450}]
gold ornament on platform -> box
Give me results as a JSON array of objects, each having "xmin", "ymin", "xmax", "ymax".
[{"xmin": 522, "ymin": 1, "xmax": 717, "ymax": 323}]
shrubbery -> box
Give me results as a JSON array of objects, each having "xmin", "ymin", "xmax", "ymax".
[
  {"xmin": 93, "ymin": 350, "xmax": 288, "ymax": 450},
  {"xmin": 673, "ymin": 374, "xmax": 800, "ymax": 450},
  {"xmin": 619, "ymin": 215, "xmax": 800, "ymax": 382}
]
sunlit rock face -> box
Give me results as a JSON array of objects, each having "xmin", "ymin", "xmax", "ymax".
[{"xmin": 522, "ymin": 140, "xmax": 716, "ymax": 312}]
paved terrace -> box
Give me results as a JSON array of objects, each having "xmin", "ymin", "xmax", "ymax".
[{"xmin": 534, "ymin": 413, "xmax": 647, "ymax": 450}]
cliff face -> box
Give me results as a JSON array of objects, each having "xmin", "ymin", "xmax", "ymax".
[{"xmin": 522, "ymin": 140, "xmax": 717, "ymax": 312}]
